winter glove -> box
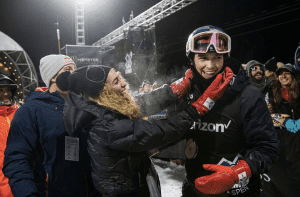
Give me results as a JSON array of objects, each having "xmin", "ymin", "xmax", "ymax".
[
  {"xmin": 284, "ymin": 118, "xmax": 300, "ymax": 133},
  {"xmin": 191, "ymin": 67, "xmax": 233, "ymax": 116},
  {"xmin": 271, "ymin": 113, "xmax": 290, "ymax": 127},
  {"xmin": 170, "ymin": 69, "xmax": 193, "ymax": 99},
  {"xmin": 195, "ymin": 160, "xmax": 251, "ymax": 194}
]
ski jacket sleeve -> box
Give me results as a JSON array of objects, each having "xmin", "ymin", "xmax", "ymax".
[
  {"xmin": 136, "ymin": 85, "xmax": 178, "ymax": 117},
  {"xmin": 3, "ymin": 105, "xmax": 39, "ymax": 197},
  {"xmin": 240, "ymin": 86, "xmax": 280, "ymax": 176},
  {"xmin": 106, "ymin": 110, "xmax": 193, "ymax": 152}
]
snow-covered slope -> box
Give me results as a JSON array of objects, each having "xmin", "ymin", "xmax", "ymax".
[{"xmin": 152, "ymin": 158, "xmax": 186, "ymax": 197}]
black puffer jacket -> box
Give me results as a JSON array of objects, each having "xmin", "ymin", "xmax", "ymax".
[{"xmin": 63, "ymin": 91, "xmax": 194, "ymax": 196}]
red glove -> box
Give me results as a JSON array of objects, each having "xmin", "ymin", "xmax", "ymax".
[
  {"xmin": 170, "ymin": 69, "xmax": 193, "ymax": 99},
  {"xmin": 195, "ymin": 160, "xmax": 252, "ymax": 194},
  {"xmin": 191, "ymin": 67, "xmax": 233, "ymax": 116}
]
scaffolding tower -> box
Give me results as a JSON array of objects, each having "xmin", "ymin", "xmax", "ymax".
[
  {"xmin": 92, "ymin": 0, "xmax": 198, "ymax": 49},
  {"xmin": 75, "ymin": 2, "xmax": 85, "ymax": 45}
]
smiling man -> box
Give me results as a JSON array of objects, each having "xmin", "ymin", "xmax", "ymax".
[{"xmin": 245, "ymin": 60, "xmax": 273, "ymax": 96}]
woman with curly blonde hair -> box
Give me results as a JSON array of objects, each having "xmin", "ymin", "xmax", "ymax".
[
  {"xmin": 57, "ymin": 64, "xmax": 231, "ymax": 196},
  {"xmin": 91, "ymin": 83, "xmax": 142, "ymax": 119},
  {"xmin": 57, "ymin": 65, "xmax": 197, "ymax": 196}
]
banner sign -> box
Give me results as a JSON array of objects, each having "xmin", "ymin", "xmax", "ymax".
[{"xmin": 61, "ymin": 45, "xmax": 101, "ymax": 68}]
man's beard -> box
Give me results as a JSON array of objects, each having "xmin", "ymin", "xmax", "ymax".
[
  {"xmin": 254, "ymin": 73, "xmax": 262, "ymax": 81},
  {"xmin": 90, "ymin": 83, "xmax": 142, "ymax": 119}
]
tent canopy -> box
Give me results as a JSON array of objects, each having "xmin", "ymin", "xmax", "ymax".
[
  {"xmin": 0, "ymin": 31, "xmax": 23, "ymax": 51},
  {"xmin": 0, "ymin": 31, "xmax": 38, "ymax": 101}
]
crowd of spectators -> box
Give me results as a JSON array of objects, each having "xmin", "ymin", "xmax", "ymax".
[{"xmin": 1, "ymin": 25, "xmax": 300, "ymax": 197}]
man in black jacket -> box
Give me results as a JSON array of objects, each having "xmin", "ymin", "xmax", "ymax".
[{"xmin": 172, "ymin": 25, "xmax": 280, "ymax": 197}]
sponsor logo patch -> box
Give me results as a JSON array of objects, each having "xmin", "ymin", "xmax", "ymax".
[
  {"xmin": 191, "ymin": 119, "xmax": 231, "ymax": 133},
  {"xmin": 217, "ymin": 154, "xmax": 251, "ymax": 195}
]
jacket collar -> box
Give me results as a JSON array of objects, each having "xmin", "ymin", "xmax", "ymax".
[
  {"xmin": 0, "ymin": 105, "xmax": 18, "ymax": 116},
  {"xmin": 191, "ymin": 67, "xmax": 250, "ymax": 110}
]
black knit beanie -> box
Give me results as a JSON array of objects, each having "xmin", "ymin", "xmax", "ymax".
[{"xmin": 56, "ymin": 65, "xmax": 112, "ymax": 98}]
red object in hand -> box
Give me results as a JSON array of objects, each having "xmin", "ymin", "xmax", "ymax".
[
  {"xmin": 170, "ymin": 69, "xmax": 193, "ymax": 99},
  {"xmin": 191, "ymin": 67, "xmax": 233, "ymax": 116},
  {"xmin": 195, "ymin": 160, "xmax": 252, "ymax": 194}
]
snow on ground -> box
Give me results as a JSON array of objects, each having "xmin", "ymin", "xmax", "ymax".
[{"xmin": 152, "ymin": 158, "xmax": 186, "ymax": 197}]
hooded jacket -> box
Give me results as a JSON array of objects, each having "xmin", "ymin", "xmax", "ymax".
[
  {"xmin": 3, "ymin": 88, "xmax": 94, "ymax": 197},
  {"xmin": 0, "ymin": 104, "xmax": 18, "ymax": 197},
  {"xmin": 63, "ymin": 91, "xmax": 194, "ymax": 196},
  {"xmin": 294, "ymin": 45, "xmax": 300, "ymax": 71},
  {"xmin": 245, "ymin": 60, "xmax": 273, "ymax": 96}
]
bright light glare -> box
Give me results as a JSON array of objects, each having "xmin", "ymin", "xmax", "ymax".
[{"xmin": 76, "ymin": 0, "xmax": 93, "ymax": 5}]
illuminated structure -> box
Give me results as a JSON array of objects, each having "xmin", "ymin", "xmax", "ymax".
[
  {"xmin": 68, "ymin": 0, "xmax": 198, "ymax": 88},
  {"xmin": 0, "ymin": 31, "xmax": 38, "ymax": 101},
  {"xmin": 92, "ymin": 0, "xmax": 198, "ymax": 49},
  {"xmin": 75, "ymin": 1, "xmax": 86, "ymax": 45}
]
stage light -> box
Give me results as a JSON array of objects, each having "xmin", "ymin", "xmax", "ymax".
[{"xmin": 4, "ymin": 68, "xmax": 8, "ymax": 71}]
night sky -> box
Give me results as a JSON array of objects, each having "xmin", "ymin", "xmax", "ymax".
[{"xmin": 1, "ymin": 0, "xmax": 300, "ymax": 86}]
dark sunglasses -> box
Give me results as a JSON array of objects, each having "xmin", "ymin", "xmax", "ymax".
[{"xmin": 250, "ymin": 65, "xmax": 263, "ymax": 71}]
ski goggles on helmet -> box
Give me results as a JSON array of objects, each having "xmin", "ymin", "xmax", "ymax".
[{"xmin": 186, "ymin": 28, "xmax": 231, "ymax": 55}]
